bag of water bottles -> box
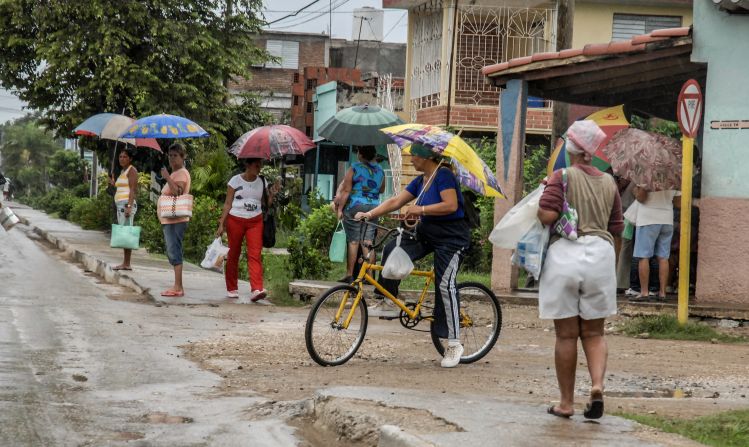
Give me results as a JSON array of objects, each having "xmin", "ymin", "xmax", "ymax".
[{"xmin": 511, "ymin": 220, "xmax": 550, "ymax": 281}]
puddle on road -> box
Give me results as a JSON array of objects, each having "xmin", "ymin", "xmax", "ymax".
[
  {"xmin": 114, "ymin": 431, "xmax": 145, "ymax": 441},
  {"xmin": 606, "ymin": 388, "xmax": 692, "ymax": 399}
]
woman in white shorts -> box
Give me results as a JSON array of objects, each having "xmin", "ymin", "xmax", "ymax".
[{"xmin": 536, "ymin": 120, "xmax": 623, "ymax": 420}]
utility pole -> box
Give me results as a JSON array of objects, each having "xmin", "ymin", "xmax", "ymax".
[
  {"xmin": 551, "ymin": 0, "xmax": 574, "ymax": 151},
  {"xmin": 353, "ymin": 16, "xmax": 365, "ymax": 68}
]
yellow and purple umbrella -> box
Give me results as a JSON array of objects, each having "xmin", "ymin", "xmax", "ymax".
[
  {"xmin": 547, "ymin": 105, "xmax": 629, "ymax": 176},
  {"xmin": 380, "ymin": 124, "xmax": 505, "ymax": 198}
]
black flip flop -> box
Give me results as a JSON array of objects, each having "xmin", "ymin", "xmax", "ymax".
[
  {"xmin": 547, "ymin": 405, "xmax": 572, "ymax": 418},
  {"xmin": 583, "ymin": 399, "xmax": 604, "ymax": 419}
]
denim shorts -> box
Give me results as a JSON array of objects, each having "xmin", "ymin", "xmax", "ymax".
[
  {"xmin": 163, "ymin": 222, "xmax": 188, "ymax": 265},
  {"xmin": 343, "ymin": 204, "xmax": 378, "ymax": 242},
  {"xmin": 115, "ymin": 200, "xmax": 137, "ymax": 226},
  {"xmin": 633, "ymin": 224, "xmax": 674, "ymax": 259}
]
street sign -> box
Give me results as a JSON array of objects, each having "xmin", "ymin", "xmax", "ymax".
[{"xmin": 677, "ymin": 80, "xmax": 703, "ymax": 138}]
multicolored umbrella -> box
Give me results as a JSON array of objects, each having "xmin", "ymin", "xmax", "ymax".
[
  {"xmin": 380, "ymin": 124, "xmax": 506, "ymax": 198},
  {"xmin": 119, "ymin": 114, "xmax": 209, "ymax": 139},
  {"xmin": 547, "ymin": 105, "xmax": 629, "ymax": 175},
  {"xmin": 602, "ymin": 128, "xmax": 682, "ymax": 191},
  {"xmin": 228, "ymin": 125, "xmax": 316, "ymax": 159},
  {"xmin": 73, "ymin": 113, "xmax": 161, "ymax": 151},
  {"xmin": 317, "ymin": 104, "xmax": 403, "ymax": 146}
]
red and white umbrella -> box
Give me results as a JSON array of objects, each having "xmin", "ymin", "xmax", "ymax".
[{"xmin": 228, "ymin": 125, "xmax": 315, "ymax": 159}]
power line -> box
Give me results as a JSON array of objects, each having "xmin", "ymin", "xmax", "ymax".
[
  {"xmin": 267, "ymin": 0, "xmax": 352, "ymax": 30},
  {"xmin": 267, "ymin": 0, "xmax": 324, "ymax": 25},
  {"xmin": 383, "ymin": 12, "xmax": 407, "ymax": 41},
  {"xmin": 263, "ymin": 9, "xmax": 403, "ymax": 13}
]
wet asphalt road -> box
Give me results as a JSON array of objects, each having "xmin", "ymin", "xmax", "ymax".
[{"xmin": 0, "ymin": 225, "xmax": 296, "ymax": 446}]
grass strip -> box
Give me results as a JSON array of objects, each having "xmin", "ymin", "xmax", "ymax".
[
  {"xmin": 620, "ymin": 315, "xmax": 746, "ymax": 343},
  {"xmin": 620, "ymin": 410, "xmax": 749, "ymax": 447}
]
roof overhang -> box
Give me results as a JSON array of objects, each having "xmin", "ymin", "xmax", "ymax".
[
  {"xmin": 483, "ymin": 29, "xmax": 707, "ymax": 121},
  {"xmin": 712, "ymin": 0, "xmax": 749, "ymax": 13}
]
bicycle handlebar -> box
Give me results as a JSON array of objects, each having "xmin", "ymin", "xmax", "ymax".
[{"xmin": 343, "ymin": 217, "xmax": 415, "ymax": 251}]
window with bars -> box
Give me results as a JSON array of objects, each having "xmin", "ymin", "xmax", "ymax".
[
  {"xmin": 266, "ymin": 40, "xmax": 300, "ymax": 69},
  {"xmin": 612, "ymin": 14, "xmax": 682, "ymax": 41}
]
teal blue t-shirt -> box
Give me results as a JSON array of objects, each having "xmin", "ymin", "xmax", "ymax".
[{"xmin": 346, "ymin": 161, "xmax": 384, "ymax": 209}]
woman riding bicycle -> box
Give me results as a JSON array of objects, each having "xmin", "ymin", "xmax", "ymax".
[{"xmin": 355, "ymin": 143, "xmax": 470, "ymax": 368}]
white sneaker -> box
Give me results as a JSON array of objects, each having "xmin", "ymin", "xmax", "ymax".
[
  {"xmin": 227, "ymin": 290, "xmax": 239, "ymax": 299},
  {"xmin": 441, "ymin": 343, "xmax": 464, "ymax": 368},
  {"xmin": 249, "ymin": 289, "xmax": 267, "ymax": 302},
  {"xmin": 367, "ymin": 299, "xmax": 399, "ymax": 318},
  {"xmin": 624, "ymin": 288, "xmax": 640, "ymax": 297}
]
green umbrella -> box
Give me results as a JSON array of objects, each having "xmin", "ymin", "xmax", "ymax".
[{"xmin": 317, "ymin": 104, "xmax": 403, "ymax": 146}]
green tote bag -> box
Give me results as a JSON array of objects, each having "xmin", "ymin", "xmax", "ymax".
[
  {"xmin": 111, "ymin": 223, "xmax": 141, "ymax": 250},
  {"xmin": 328, "ymin": 221, "xmax": 347, "ymax": 263}
]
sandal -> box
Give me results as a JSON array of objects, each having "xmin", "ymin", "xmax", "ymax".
[
  {"xmin": 547, "ymin": 405, "xmax": 573, "ymax": 418},
  {"xmin": 583, "ymin": 389, "xmax": 605, "ymax": 419},
  {"xmin": 112, "ymin": 265, "xmax": 132, "ymax": 271},
  {"xmin": 160, "ymin": 290, "xmax": 184, "ymax": 297}
]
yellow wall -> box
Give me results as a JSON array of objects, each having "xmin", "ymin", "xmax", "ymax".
[{"xmin": 572, "ymin": 2, "xmax": 693, "ymax": 48}]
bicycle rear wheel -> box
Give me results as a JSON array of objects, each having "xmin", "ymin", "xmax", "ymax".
[
  {"xmin": 305, "ymin": 285, "xmax": 368, "ymax": 366},
  {"xmin": 430, "ymin": 282, "xmax": 502, "ymax": 364}
]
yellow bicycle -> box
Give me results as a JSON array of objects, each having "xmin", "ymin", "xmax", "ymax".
[{"xmin": 305, "ymin": 221, "xmax": 502, "ymax": 367}]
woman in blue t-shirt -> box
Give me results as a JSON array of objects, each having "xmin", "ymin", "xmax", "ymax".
[
  {"xmin": 333, "ymin": 145, "xmax": 385, "ymax": 283},
  {"xmin": 354, "ymin": 144, "xmax": 470, "ymax": 368}
]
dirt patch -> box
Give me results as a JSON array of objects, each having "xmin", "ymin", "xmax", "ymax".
[{"xmin": 182, "ymin": 304, "xmax": 749, "ymax": 420}]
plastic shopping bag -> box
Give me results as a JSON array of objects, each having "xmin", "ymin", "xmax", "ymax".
[
  {"xmin": 511, "ymin": 220, "xmax": 550, "ymax": 281},
  {"xmin": 328, "ymin": 221, "xmax": 347, "ymax": 263},
  {"xmin": 110, "ymin": 224, "xmax": 141, "ymax": 249},
  {"xmin": 623, "ymin": 201, "xmax": 639, "ymax": 225},
  {"xmin": 200, "ymin": 237, "xmax": 230, "ymax": 272},
  {"xmin": 382, "ymin": 229, "xmax": 414, "ymax": 280},
  {"xmin": 489, "ymin": 184, "xmax": 544, "ymax": 249}
]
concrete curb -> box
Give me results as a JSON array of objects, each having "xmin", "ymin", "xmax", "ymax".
[
  {"xmin": 378, "ymin": 425, "xmax": 435, "ymax": 447},
  {"xmin": 18, "ymin": 215, "xmax": 155, "ymax": 301}
]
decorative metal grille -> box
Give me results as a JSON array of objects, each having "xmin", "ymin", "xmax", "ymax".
[
  {"xmin": 410, "ymin": 7, "xmax": 444, "ymax": 110},
  {"xmin": 455, "ymin": 6, "xmax": 556, "ymax": 106},
  {"xmin": 377, "ymin": 73, "xmax": 402, "ymax": 194}
]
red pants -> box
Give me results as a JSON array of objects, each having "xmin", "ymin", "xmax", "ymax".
[{"xmin": 225, "ymin": 214, "xmax": 264, "ymax": 292}]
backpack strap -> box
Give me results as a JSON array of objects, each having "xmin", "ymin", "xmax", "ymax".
[{"xmin": 260, "ymin": 175, "xmax": 268, "ymax": 213}]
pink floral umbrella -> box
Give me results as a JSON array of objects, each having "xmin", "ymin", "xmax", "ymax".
[
  {"xmin": 602, "ymin": 128, "xmax": 682, "ymax": 191},
  {"xmin": 229, "ymin": 125, "xmax": 315, "ymax": 159}
]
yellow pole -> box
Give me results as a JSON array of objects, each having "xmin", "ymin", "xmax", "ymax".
[{"xmin": 677, "ymin": 136, "xmax": 694, "ymax": 325}]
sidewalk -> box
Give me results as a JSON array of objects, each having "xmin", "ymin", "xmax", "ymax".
[{"xmin": 9, "ymin": 202, "xmax": 245, "ymax": 305}]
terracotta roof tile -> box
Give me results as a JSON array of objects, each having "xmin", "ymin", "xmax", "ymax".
[
  {"xmin": 583, "ymin": 43, "xmax": 611, "ymax": 57},
  {"xmin": 508, "ymin": 56, "xmax": 533, "ymax": 68},
  {"xmin": 559, "ymin": 48, "xmax": 584, "ymax": 58},
  {"xmin": 631, "ymin": 34, "xmax": 668, "ymax": 45},
  {"xmin": 482, "ymin": 26, "xmax": 692, "ymax": 77},
  {"xmin": 651, "ymin": 26, "xmax": 690, "ymax": 37},
  {"xmin": 480, "ymin": 62, "xmax": 509, "ymax": 75},
  {"xmin": 531, "ymin": 51, "xmax": 560, "ymax": 62}
]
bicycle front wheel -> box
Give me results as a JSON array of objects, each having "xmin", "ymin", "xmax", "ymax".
[
  {"xmin": 305, "ymin": 285, "xmax": 368, "ymax": 366},
  {"xmin": 431, "ymin": 282, "xmax": 502, "ymax": 364}
]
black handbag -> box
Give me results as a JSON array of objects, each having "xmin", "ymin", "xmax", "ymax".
[{"xmin": 260, "ymin": 176, "xmax": 276, "ymax": 248}]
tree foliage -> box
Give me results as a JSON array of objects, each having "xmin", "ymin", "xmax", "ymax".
[
  {"xmin": 0, "ymin": 118, "xmax": 60, "ymax": 194},
  {"xmin": 0, "ymin": 0, "xmax": 269, "ymax": 146},
  {"xmin": 49, "ymin": 149, "xmax": 89, "ymax": 189}
]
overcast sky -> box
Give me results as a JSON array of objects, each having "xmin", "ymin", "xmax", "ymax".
[
  {"xmin": 262, "ymin": 0, "xmax": 408, "ymax": 42},
  {"xmin": 0, "ymin": 1, "xmax": 407, "ymax": 124}
]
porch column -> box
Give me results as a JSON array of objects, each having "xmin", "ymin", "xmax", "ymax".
[{"xmin": 491, "ymin": 79, "xmax": 528, "ymax": 293}]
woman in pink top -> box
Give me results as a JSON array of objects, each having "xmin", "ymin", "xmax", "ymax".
[{"xmin": 159, "ymin": 143, "xmax": 192, "ymax": 297}]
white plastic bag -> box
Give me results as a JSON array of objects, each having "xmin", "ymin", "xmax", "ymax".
[
  {"xmin": 200, "ymin": 237, "xmax": 230, "ymax": 272},
  {"xmin": 623, "ymin": 201, "xmax": 639, "ymax": 225},
  {"xmin": 382, "ymin": 229, "xmax": 414, "ymax": 280},
  {"xmin": 511, "ymin": 220, "xmax": 550, "ymax": 281},
  {"xmin": 489, "ymin": 184, "xmax": 545, "ymax": 249}
]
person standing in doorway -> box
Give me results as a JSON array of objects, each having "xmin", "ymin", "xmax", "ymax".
[
  {"xmin": 629, "ymin": 187, "xmax": 680, "ymax": 302},
  {"xmin": 111, "ymin": 147, "xmax": 138, "ymax": 271}
]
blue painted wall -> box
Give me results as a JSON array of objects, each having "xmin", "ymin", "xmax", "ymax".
[{"xmin": 691, "ymin": 1, "xmax": 749, "ymax": 198}]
